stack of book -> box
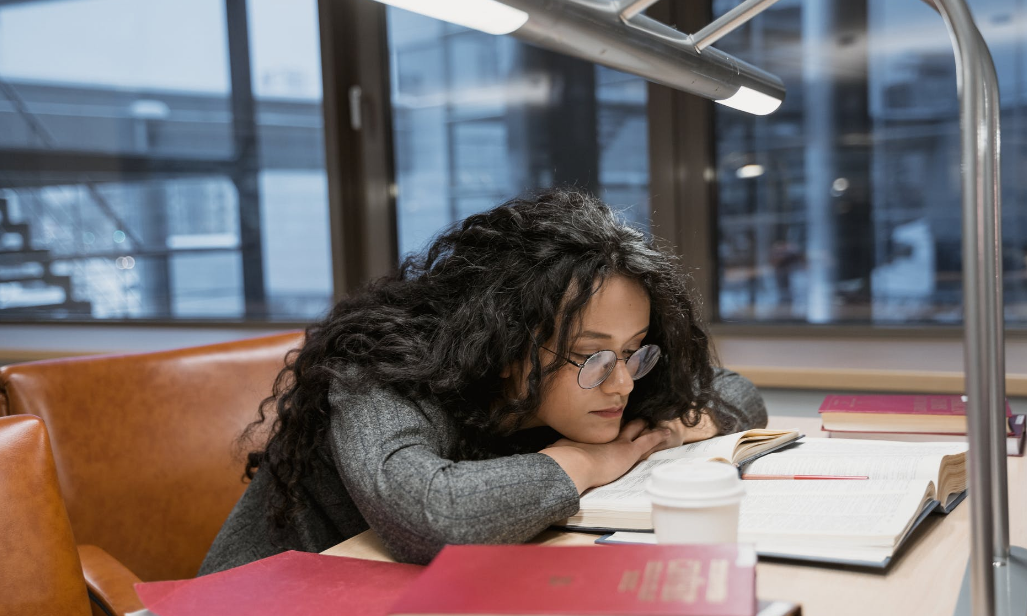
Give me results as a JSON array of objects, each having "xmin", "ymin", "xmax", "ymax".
[{"xmin": 819, "ymin": 394, "xmax": 1025, "ymax": 456}]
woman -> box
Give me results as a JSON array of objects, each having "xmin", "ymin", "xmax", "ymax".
[{"xmin": 200, "ymin": 188, "xmax": 767, "ymax": 573}]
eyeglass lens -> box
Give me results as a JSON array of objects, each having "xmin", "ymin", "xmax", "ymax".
[{"xmin": 578, "ymin": 344, "xmax": 661, "ymax": 389}]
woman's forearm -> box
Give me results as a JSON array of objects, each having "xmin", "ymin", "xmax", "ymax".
[{"xmin": 538, "ymin": 447, "xmax": 595, "ymax": 494}]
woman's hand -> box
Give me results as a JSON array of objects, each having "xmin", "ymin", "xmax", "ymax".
[
  {"xmin": 643, "ymin": 413, "xmax": 720, "ymax": 459},
  {"xmin": 539, "ymin": 419, "xmax": 670, "ymax": 494}
]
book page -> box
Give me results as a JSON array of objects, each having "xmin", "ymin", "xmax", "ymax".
[
  {"xmin": 733, "ymin": 431, "xmax": 801, "ymax": 463},
  {"xmin": 580, "ymin": 459, "xmax": 689, "ymax": 508},
  {"xmin": 589, "ymin": 478, "xmax": 934, "ymax": 559},
  {"xmin": 648, "ymin": 429, "xmax": 799, "ymax": 464},
  {"xmin": 738, "ymin": 479, "xmax": 934, "ymax": 546},
  {"xmin": 742, "ymin": 438, "xmax": 966, "ymax": 486},
  {"xmin": 647, "ymin": 432, "xmax": 745, "ymax": 462},
  {"xmin": 599, "ymin": 532, "xmax": 896, "ymax": 566}
]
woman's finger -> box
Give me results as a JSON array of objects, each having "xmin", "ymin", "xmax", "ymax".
[
  {"xmin": 618, "ymin": 418, "xmax": 648, "ymax": 441},
  {"xmin": 635, "ymin": 427, "xmax": 670, "ymax": 451},
  {"xmin": 639, "ymin": 430, "xmax": 673, "ymax": 459}
]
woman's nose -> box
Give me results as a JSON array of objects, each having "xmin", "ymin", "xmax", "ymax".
[{"xmin": 600, "ymin": 359, "xmax": 634, "ymax": 396}]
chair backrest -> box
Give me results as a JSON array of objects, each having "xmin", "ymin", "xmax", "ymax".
[
  {"xmin": 0, "ymin": 331, "xmax": 303, "ymax": 582},
  {"xmin": 0, "ymin": 415, "xmax": 91, "ymax": 616}
]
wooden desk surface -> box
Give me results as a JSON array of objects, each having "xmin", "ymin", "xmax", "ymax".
[{"xmin": 322, "ymin": 416, "xmax": 1027, "ymax": 616}]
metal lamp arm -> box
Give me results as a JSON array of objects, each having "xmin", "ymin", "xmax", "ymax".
[
  {"xmin": 690, "ymin": 0, "xmax": 783, "ymax": 51},
  {"xmin": 617, "ymin": 0, "xmax": 784, "ymax": 52}
]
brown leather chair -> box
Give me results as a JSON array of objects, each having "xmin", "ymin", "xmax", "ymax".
[
  {"xmin": 0, "ymin": 331, "xmax": 303, "ymax": 585},
  {"xmin": 0, "ymin": 414, "xmax": 143, "ymax": 616}
]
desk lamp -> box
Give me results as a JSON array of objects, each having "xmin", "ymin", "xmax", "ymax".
[{"xmin": 372, "ymin": 1, "xmax": 1026, "ymax": 614}]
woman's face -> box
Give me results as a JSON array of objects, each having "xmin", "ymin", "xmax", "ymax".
[{"xmin": 510, "ymin": 275, "xmax": 652, "ymax": 444}]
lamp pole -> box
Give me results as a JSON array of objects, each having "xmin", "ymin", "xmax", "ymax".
[{"xmin": 931, "ymin": 0, "xmax": 1027, "ymax": 613}]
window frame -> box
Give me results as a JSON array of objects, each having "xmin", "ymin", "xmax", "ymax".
[{"xmin": 318, "ymin": 0, "xmax": 398, "ymax": 298}]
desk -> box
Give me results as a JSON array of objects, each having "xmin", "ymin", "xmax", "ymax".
[{"xmin": 322, "ymin": 416, "xmax": 1027, "ymax": 616}]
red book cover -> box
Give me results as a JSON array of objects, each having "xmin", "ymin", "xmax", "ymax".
[
  {"xmin": 823, "ymin": 414, "xmax": 1025, "ymax": 456},
  {"xmin": 818, "ymin": 394, "xmax": 1012, "ymax": 417},
  {"xmin": 134, "ymin": 550, "xmax": 424, "ymax": 616},
  {"xmin": 389, "ymin": 544, "xmax": 756, "ymax": 616}
]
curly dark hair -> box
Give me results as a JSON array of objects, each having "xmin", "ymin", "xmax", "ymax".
[{"xmin": 243, "ymin": 188, "xmax": 730, "ymax": 530}]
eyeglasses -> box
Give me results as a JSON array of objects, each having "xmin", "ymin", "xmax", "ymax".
[{"xmin": 541, "ymin": 344, "xmax": 662, "ymax": 389}]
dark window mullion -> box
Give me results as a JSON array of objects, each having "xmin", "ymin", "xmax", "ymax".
[
  {"xmin": 317, "ymin": 0, "xmax": 398, "ymax": 300},
  {"xmin": 647, "ymin": 0, "xmax": 718, "ymax": 324}
]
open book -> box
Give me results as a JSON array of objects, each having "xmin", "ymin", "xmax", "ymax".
[
  {"xmin": 557, "ymin": 428, "xmax": 800, "ymax": 532},
  {"xmin": 650, "ymin": 428, "xmax": 803, "ymax": 466},
  {"xmin": 562, "ymin": 436, "xmax": 968, "ymax": 568}
]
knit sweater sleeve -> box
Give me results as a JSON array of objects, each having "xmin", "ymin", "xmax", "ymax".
[
  {"xmin": 326, "ymin": 379, "xmax": 580, "ymax": 565},
  {"xmin": 707, "ymin": 366, "xmax": 768, "ymax": 433}
]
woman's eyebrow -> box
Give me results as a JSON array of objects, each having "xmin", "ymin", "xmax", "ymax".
[{"xmin": 577, "ymin": 326, "xmax": 649, "ymax": 340}]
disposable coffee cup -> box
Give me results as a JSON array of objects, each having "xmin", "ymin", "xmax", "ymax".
[{"xmin": 645, "ymin": 460, "xmax": 745, "ymax": 544}]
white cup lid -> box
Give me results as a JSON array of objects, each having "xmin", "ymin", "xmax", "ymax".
[{"xmin": 646, "ymin": 460, "xmax": 744, "ymax": 506}]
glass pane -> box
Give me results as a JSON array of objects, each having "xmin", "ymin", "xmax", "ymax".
[
  {"xmin": 713, "ymin": 0, "xmax": 1026, "ymax": 325},
  {"xmin": 386, "ymin": 8, "xmax": 650, "ymax": 258},
  {"xmin": 0, "ymin": 0, "xmax": 231, "ymax": 157},
  {"xmin": 0, "ymin": 0, "xmax": 332, "ymax": 321}
]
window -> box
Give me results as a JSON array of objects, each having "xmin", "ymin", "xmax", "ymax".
[
  {"xmin": 385, "ymin": 7, "xmax": 651, "ymax": 258},
  {"xmin": 0, "ymin": 0, "xmax": 332, "ymax": 321},
  {"xmin": 712, "ymin": 0, "xmax": 1026, "ymax": 325}
]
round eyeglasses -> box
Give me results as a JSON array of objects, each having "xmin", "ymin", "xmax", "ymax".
[{"xmin": 542, "ymin": 344, "xmax": 662, "ymax": 389}]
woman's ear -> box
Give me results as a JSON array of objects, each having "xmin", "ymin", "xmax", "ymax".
[{"xmin": 500, "ymin": 359, "xmax": 528, "ymax": 399}]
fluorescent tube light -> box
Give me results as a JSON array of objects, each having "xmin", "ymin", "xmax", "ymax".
[
  {"xmin": 716, "ymin": 85, "xmax": 782, "ymax": 115},
  {"xmin": 373, "ymin": 0, "xmax": 528, "ymax": 35},
  {"xmin": 493, "ymin": 0, "xmax": 785, "ymax": 116},
  {"xmin": 374, "ymin": 0, "xmax": 786, "ymax": 116},
  {"xmin": 735, "ymin": 164, "xmax": 765, "ymax": 179}
]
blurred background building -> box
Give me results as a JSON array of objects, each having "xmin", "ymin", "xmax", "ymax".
[{"xmin": 0, "ymin": 0, "xmax": 1024, "ymax": 329}]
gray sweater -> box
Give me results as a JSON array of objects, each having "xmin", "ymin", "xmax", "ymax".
[{"xmin": 198, "ymin": 367, "xmax": 766, "ymax": 574}]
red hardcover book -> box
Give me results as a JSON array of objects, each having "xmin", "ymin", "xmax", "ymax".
[
  {"xmin": 825, "ymin": 414, "xmax": 1026, "ymax": 456},
  {"xmin": 818, "ymin": 394, "xmax": 1013, "ymax": 434},
  {"xmin": 389, "ymin": 544, "xmax": 757, "ymax": 616},
  {"xmin": 134, "ymin": 550, "xmax": 424, "ymax": 616}
]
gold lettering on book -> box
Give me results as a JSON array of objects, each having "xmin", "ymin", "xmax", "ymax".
[
  {"xmin": 705, "ymin": 559, "xmax": 728, "ymax": 603},
  {"xmin": 618, "ymin": 570, "xmax": 641, "ymax": 593},
  {"xmin": 637, "ymin": 561, "xmax": 665, "ymax": 601},
  {"xmin": 548, "ymin": 575, "xmax": 574, "ymax": 587},
  {"xmin": 659, "ymin": 559, "xmax": 701, "ymax": 603}
]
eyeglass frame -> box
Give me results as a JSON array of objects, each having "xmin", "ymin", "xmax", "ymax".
[{"xmin": 540, "ymin": 344, "xmax": 662, "ymax": 390}]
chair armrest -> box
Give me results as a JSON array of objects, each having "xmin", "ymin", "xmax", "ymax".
[{"xmin": 77, "ymin": 545, "xmax": 145, "ymax": 616}]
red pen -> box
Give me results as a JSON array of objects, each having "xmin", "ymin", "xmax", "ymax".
[{"xmin": 741, "ymin": 474, "xmax": 869, "ymax": 480}]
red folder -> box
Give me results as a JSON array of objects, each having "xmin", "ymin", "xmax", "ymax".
[{"xmin": 134, "ymin": 550, "xmax": 424, "ymax": 616}]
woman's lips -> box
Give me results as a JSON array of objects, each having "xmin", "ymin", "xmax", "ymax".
[{"xmin": 590, "ymin": 407, "xmax": 624, "ymax": 418}]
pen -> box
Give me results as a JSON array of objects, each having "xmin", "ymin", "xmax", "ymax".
[{"xmin": 741, "ymin": 474, "xmax": 869, "ymax": 480}]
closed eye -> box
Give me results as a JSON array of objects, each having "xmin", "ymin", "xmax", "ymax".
[{"xmin": 569, "ymin": 349, "xmax": 640, "ymax": 360}]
